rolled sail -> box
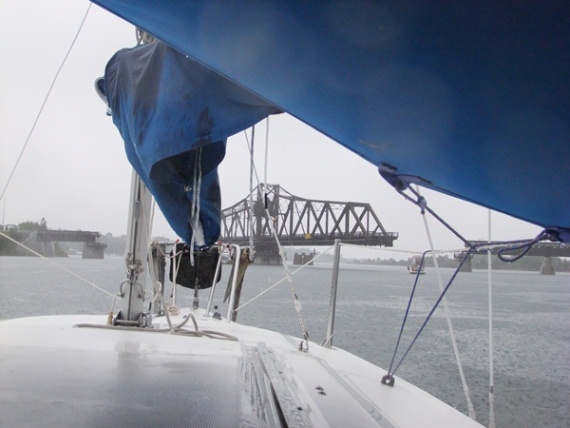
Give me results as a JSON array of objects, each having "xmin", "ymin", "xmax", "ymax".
[{"xmin": 103, "ymin": 40, "xmax": 280, "ymax": 245}]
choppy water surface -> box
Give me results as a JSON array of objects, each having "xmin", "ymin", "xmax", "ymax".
[{"xmin": 1, "ymin": 256, "xmax": 568, "ymax": 427}]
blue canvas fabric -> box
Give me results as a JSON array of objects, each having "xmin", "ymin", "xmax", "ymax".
[
  {"xmin": 94, "ymin": 1, "xmax": 570, "ymax": 239},
  {"xmin": 103, "ymin": 41, "xmax": 281, "ymax": 245}
]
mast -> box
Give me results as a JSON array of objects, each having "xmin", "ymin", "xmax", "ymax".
[{"xmin": 116, "ymin": 170, "xmax": 152, "ymax": 325}]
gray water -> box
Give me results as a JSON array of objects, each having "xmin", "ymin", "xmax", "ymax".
[{"xmin": 1, "ymin": 256, "xmax": 568, "ymax": 427}]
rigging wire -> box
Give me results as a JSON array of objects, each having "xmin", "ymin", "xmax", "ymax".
[
  {"xmin": 234, "ymin": 244, "xmax": 334, "ymax": 312},
  {"xmin": 381, "ymin": 175, "xmax": 553, "ymax": 421},
  {"xmin": 384, "ymin": 226, "xmax": 551, "ymax": 380},
  {"xmin": 0, "ymin": 231, "xmax": 114, "ymax": 298},
  {"xmin": 242, "ymin": 127, "xmax": 311, "ymax": 348},
  {"xmin": 263, "ymin": 117, "xmax": 270, "ymax": 207},
  {"xmin": 394, "ymin": 182, "xmax": 554, "ymax": 255},
  {"xmin": 384, "ymin": 251, "xmax": 425, "ymax": 382},
  {"xmin": 487, "ymin": 210, "xmax": 497, "ymax": 428},
  {"xmin": 337, "ymin": 242, "xmax": 425, "ymax": 256},
  {"xmin": 386, "ymin": 248, "xmax": 474, "ymax": 380},
  {"xmin": 248, "ymin": 126, "xmax": 256, "ymax": 261},
  {"xmin": 0, "ymin": 3, "xmax": 92, "ymax": 202},
  {"xmin": 0, "ymin": 3, "xmax": 120, "ymax": 316},
  {"xmin": 417, "ymin": 186, "xmax": 476, "ymax": 420},
  {"xmin": 496, "ymin": 231, "xmax": 551, "ymax": 262}
]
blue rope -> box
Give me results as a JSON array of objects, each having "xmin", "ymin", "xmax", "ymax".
[
  {"xmin": 497, "ymin": 230, "xmax": 552, "ymax": 262},
  {"xmin": 401, "ymin": 186, "xmax": 473, "ymax": 248},
  {"xmin": 386, "ymin": 250, "xmax": 428, "ymax": 375},
  {"xmin": 390, "ymin": 247, "xmax": 473, "ymax": 377},
  {"xmin": 378, "ymin": 169, "xmax": 557, "ymax": 384},
  {"xmin": 384, "ymin": 234, "xmax": 557, "ymax": 380}
]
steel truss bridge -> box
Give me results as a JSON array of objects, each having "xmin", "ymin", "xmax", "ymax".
[{"xmin": 220, "ymin": 184, "xmax": 398, "ymax": 264}]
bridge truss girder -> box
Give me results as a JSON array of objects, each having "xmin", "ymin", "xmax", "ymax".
[{"xmin": 221, "ymin": 184, "xmax": 398, "ymax": 247}]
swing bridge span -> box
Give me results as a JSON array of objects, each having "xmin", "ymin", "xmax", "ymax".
[{"xmin": 220, "ymin": 184, "xmax": 398, "ymax": 264}]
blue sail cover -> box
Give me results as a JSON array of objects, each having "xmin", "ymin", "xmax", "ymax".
[
  {"xmin": 93, "ymin": 1, "xmax": 570, "ymax": 242},
  {"xmin": 103, "ymin": 41, "xmax": 280, "ymax": 245}
]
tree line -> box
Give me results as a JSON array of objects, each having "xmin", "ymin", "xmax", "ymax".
[
  {"xmin": 0, "ymin": 221, "xmax": 172, "ymax": 257},
  {"xmin": 2, "ymin": 223, "xmax": 569, "ymax": 272},
  {"xmin": 343, "ymin": 254, "xmax": 570, "ymax": 272}
]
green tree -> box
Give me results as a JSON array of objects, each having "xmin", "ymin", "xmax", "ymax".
[{"xmin": 18, "ymin": 221, "xmax": 41, "ymax": 231}]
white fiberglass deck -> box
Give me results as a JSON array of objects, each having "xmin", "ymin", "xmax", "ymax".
[{"xmin": 0, "ymin": 310, "xmax": 482, "ymax": 427}]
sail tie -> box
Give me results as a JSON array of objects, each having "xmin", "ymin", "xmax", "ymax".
[{"xmin": 188, "ymin": 147, "xmax": 205, "ymax": 265}]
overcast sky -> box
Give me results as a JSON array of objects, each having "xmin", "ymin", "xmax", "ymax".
[{"xmin": 0, "ymin": 0, "xmax": 543, "ymax": 259}]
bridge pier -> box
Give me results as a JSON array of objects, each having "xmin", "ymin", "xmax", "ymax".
[
  {"xmin": 293, "ymin": 252, "xmax": 315, "ymax": 266},
  {"xmin": 82, "ymin": 242, "xmax": 106, "ymax": 259},
  {"xmin": 454, "ymin": 252, "xmax": 472, "ymax": 272},
  {"xmin": 254, "ymin": 241, "xmax": 281, "ymax": 265},
  {"xmin": 540, "ymin": 257, "xmax": 555, "ymax": 275},
  {"xmin": 19, "ymin": 231, "xmax": 56, "ymax": 257}
]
